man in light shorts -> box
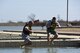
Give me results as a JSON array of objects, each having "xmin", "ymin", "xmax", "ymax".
[
  {"xmin": 21, "ymin": 21, "xmax": 33, "ymax": 46},
  {"xmin": 21, "ymin": 20, "xmax": 39, "ymax": 46}
]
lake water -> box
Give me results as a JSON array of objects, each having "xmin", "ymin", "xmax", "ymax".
[
  {"xmin": 0, "ymin": 26, "xmax": 46, "ymax": 31},
  {"xmin": 0, "ymin": 47, "xmax": 80, "ymax": 53}
]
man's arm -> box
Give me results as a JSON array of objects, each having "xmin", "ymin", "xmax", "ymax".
[
  {"xmin": 46, "ymin": 20, "xmax": 51, "ymax": 28},
  {"xmin": 25, "ymin": 27, "xmax": 32, "ymax": 33},
  {"xmin": 56, "ymin": 22, "xmax": 61, "ymax": 27}
]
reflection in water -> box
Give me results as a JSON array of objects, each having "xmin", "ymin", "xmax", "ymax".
[
  {"xmin": 47, "ymin": 47, "xmax": 57, "ymax": 53},
  {"xmin": 23, "ymin": 47, "xmax": 57, "ymax": 53},
  {"xmin": 0, "ymin": 47, "xmax": 80, "ymax": 53},
  {"xmin": 23, "ymin": 47, "xmax": 32, "ymax": 53},
  {"xmin": 22, "ymin": 47, "xmax": 80, "ymax": 53}
]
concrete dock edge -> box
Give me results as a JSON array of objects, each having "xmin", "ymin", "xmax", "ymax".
[{"xmin": 0, "ymin": 40, "xmax": 80, "ymax": 48}]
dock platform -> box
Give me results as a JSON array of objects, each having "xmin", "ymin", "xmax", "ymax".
[
  {"xmin": 0, "ymin": 39, "xmax": 80, "ymax": 48},
  {"xmin": 0, "ymin": 31, "xmax": 80, "ymax": 47}
]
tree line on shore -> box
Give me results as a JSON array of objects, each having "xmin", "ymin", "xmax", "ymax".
[{"xmin": 0, "ymin": 20, "xmax": 80, "ymax": 26}]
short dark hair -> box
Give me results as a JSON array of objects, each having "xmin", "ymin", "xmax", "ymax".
[
  {"xmin": 52, "ymin": 17, "xmax": 56, "ymax": 20},
  {"xmin": 28, "ymin": 21, "xmax": 32, "ymax": 24}
]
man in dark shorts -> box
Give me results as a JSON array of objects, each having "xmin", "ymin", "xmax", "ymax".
[{"xmin": 46, "ymin": 17, "xmax": 60, "ymax": 44}]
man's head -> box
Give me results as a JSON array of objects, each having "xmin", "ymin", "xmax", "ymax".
[
  {"xmin": 52, "ymin": 17, "xmax": 56, "ymax": 22},
  {"xmin": 28, "ymin": 21, "xmax": 33, "ymax": 26}
]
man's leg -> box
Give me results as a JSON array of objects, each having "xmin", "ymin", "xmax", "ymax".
[
  {"xmin": 51, "ymin": 31, "xmax": 58, "ymax": 43},
  {"xmin": 25, "ymin": 35, "xmax": 32, "ymax": 45},
  {"xmin": 47, "ymin": 30, "xmax": 51, "ymax": 45},
  {"xmin": 21, "ymin": 33, "xmax": 27, "ymax": 46},
  {"xmin": 22, "ymin": 34, "xmax": 32, "ymax": 46},
  {"xmin": 47, "ymin": 33, "xmax": 50, "ymax": 42},
  {"xmin": 47, "ymin": 28, "xmax": 51, "ymax": 42}
]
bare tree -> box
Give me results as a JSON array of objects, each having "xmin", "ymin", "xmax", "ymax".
[{"xmin": 27, "ymin": 13, "xmax": 35, "ymax": 21}]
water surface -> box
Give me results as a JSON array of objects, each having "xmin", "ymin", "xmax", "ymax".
[{"xmin": 0, "ymin": 47, "xmax": 80, "ymax": 53}]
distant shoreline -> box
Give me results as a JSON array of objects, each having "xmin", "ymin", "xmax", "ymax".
[
  {"xmin": 0, "ymin": 23, "xmax": 25, "ymax": 26},
  {"xmin": 0, "ymin": 22, "xmax": 45, "ymax": 26},
  {"xmin": 0, "ymin": 21, "xmax": 80, "ymax": 27}
]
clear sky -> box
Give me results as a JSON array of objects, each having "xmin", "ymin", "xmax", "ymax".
[{"xmin": 0, "ymin": 0, "xmax": 80, "ymax": 22}]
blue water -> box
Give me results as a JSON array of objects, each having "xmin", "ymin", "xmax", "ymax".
[
  {"xmin": 0, "ymin": 47, "xmax": 80, "ymax": 53},
  {"xmin": 0, "ymin": 26, "xmax": 46, "ymax": 31}
]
